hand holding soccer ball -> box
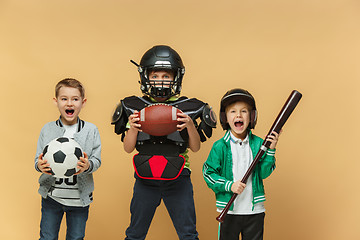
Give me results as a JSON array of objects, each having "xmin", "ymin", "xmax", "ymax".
[
  {"xmin": 39, "ymin": 137, "xmax": 88, "ymax": 178},
  {"xmin": 37, "ymin": 153, "xmax": 52, "ymax": 175},
  {"xmin": 37, "ymin": 152, "xmax": 89, "ymax": 176},
  {"xmin": 74, "ymin": 152, "xmax": 89, "ymax": 175}
]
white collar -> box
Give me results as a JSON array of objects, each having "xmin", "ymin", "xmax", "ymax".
[{"xmin": 229, "ymin": 131, "xmax": 249, "ymax": 145}]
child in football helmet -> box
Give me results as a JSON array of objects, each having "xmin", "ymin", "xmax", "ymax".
[
  {"xmin": 112, "ymin": 45, "xmax": 216, "ymax": 240},
  {"xmin": 132, "ymin": 45, "xmax": 185, "ymax": 102}
]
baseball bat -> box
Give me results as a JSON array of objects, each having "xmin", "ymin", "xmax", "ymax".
[{"xmin": 216, "ymin": 90, "xmax": 302, "ymax": 223}]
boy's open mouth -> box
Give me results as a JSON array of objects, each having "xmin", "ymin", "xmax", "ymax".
[
  {"xmin": 234, "ymin": 120, "xmax": 243, "ymax": 128},
  {"xmin": 65, "ymin": 109, "xmax": 75, "ymax": 115}
]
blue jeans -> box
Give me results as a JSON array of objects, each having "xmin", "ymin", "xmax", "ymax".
[
  {"xmin": 39, "ymin": 197, "xmax": 89, "ymax": 240},
  {"xmin": 125, "ymin": 169, "xmax": 199, "ymax": 240}
]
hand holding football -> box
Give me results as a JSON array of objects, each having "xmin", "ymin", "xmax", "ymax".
[{"xmin": 136, "ymin": 104, "xmax": 183, "ymax": 136}]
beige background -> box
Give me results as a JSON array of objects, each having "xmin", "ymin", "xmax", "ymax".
[{"xmin": 1, "ymin": 0, "xmax": 359, "ymax": 239}]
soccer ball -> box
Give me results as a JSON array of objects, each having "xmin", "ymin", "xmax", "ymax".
[{"xmin": 42, "ymin": 137, "xmax": 83, "ymax": 178}]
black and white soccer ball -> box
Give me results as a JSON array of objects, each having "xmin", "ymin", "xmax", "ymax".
[{"xmin": 42, "ymin": 137, "xmax": 83, "ymax": 178}]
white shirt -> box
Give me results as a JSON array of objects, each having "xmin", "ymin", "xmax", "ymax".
[
  {"xmin": 221, "ymin": 132, "xmax": 265, "ymax": 215},
  {"xmin": 63, "ymin": 123, "xmax": 78, "ymax": 138}
]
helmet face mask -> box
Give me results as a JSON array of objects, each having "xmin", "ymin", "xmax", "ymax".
[
  {"xmin": 143, "ymin": 67, "xmax": 178, "ymax": 100},
  {"xmin": 136, "ymin": 45, "xmax": 185, "ymax": 100},
  {"xmin": 148, "ymin": 78, "xmax": 173, "ymax": 99}
]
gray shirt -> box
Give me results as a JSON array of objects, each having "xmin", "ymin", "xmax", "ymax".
[{"xmin": 35, "ymin": 118, "xmax": 101, "ymax": 206}]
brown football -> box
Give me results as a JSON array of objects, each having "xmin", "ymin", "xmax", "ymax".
[{"xmin": 136, "ymin": 104, "xmax": 182, "ymax": 136}]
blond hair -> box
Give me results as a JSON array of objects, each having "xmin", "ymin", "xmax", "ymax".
[{"xmin": 55, "ymin": 78, "xmax": 85, "ymax": 99}]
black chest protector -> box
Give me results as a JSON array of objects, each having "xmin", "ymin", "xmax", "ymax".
[{"xmin": 112, "ymin": 96, "xmax": 216, "ymax": 180}]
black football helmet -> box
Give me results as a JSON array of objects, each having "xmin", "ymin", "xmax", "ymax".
[
  {"xmin": 132, "ymin": 45, "xmax": 185, "ymax": 100},
  {"xmin": 220, "ymin": 88, "xmax": 257, "ymax": 130}
]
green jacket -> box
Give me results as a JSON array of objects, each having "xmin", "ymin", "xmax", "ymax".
[{"xmin": 202, "ymin": 130, "xmax": 276, "ymax": 211}]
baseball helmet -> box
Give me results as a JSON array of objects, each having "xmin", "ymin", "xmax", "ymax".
[
  {"xmin": 133, "ymin": 45, "xmax": 185, "ymax": 100},
  {"xmin": 219, "ymin": 88, "xmax": 257, "ymax": 130}
]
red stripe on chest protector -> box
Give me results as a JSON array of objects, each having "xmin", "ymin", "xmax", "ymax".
[{"xmin": 148, "ymin": 155, "xmax": 168, "ymax": 178}]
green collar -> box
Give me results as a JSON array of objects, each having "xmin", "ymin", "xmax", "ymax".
[{"xmin": 149, "ymin": 95, "xmax": 179, "ymax": 103}]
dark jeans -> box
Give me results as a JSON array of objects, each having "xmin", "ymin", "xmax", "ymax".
[
  {"xmin": 125, "ymin": 169, "xmax": 199, "ymax": 240},
  {"xmin": 39, "ymin": 197, "xmax": 89, "ymax": 240},
  {"xmin": 219, "ymin": 213, "xmax": 265, "ymax": 240}
]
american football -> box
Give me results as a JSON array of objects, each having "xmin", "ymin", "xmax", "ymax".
[
  {"xmin": 136, "ymin": 104, "xmax": 182, "ymax": 136},
  {"xmin": 42, "ymin": 137, "xmax": 83, "ymax": 178}
]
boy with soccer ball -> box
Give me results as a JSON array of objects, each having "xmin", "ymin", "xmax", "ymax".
[{"xmin": 35, "ymin": 78, "xmax": 101, "ymax": 240}]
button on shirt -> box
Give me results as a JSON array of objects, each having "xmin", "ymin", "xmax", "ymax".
[{"xmin": 227, "ymin": 132, "xmax": 265, "ymax": 215}]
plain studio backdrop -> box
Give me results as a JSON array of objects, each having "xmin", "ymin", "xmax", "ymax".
[{"xmin": 0, "ymin": 0, "xmax": 359, "ymax": 239}]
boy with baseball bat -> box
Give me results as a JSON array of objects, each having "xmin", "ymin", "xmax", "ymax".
[{"xmin": 202, "ymin": 88, "xmax": 280, "ymax": 240}]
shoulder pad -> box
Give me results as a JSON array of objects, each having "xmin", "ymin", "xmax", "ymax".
[
  {"xmin": 111, "ymin": 96, "xmax": 153, "ymax": 135},
  {"xmin": 111, "ymin": 101, "xmax": 128, "ymax": 135},
  {"xmin": 197, "ymin": 104, "xmax": 217, "ymax": 141},
  {"xmin": 201, "ymin": 104, "xmax": 217, "ymax": 128},
  {"xmin": 171, "ymin": 97, "xmax": 217, "ymax": 142},
  {"xmin": 123, "ymin": 96, "xmax": 152, "ymax": 111},
  {"xmin": 170, "ymin": 97, "xmax": 204, "ymax": 119},
  {"xmin": 111, "ymin": 102, "xmax": 124, "ymax": 124}
]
